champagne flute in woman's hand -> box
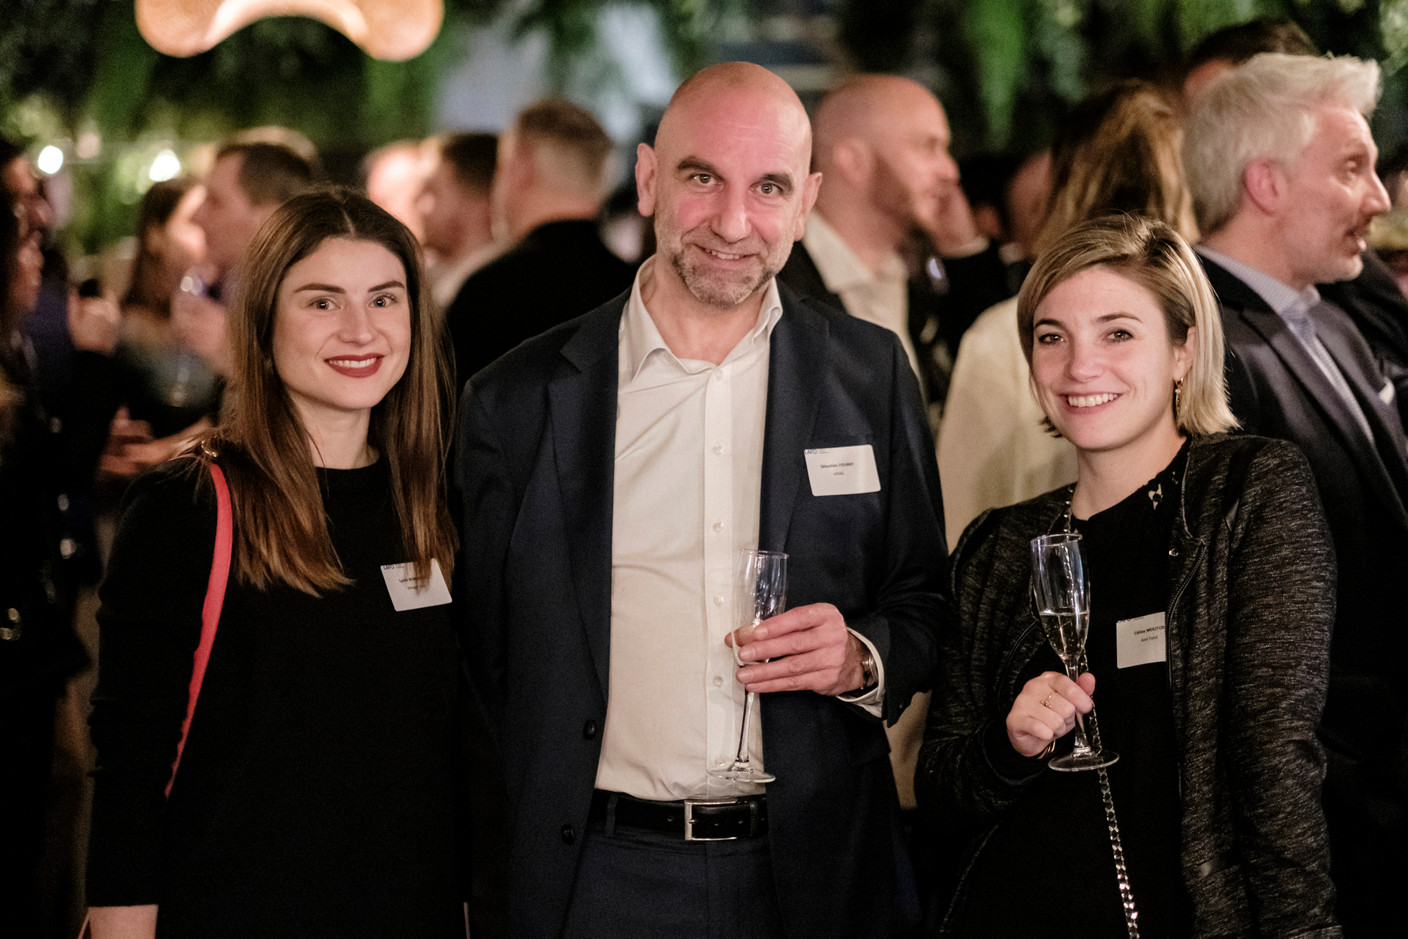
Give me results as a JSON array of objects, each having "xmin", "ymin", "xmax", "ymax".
[
  {"xmin": 1030, "ymin": 532, "xmax": 1117, "ymax": 772},
  {"xmin": 710, "ymin": 549, "xmax": 787, "ymax": 783}
]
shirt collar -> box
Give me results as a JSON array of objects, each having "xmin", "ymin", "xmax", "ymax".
[
  {"xmin": 802, "ymin": 211, "xmax": 907, "ymax": 292},
  {"xmin": 1195, "ymin": 244, "xmax": 1315, "ymax": 317},
  {"xmin": 620, "ymin": 256, "xmax": 784, "ymax": 381}
]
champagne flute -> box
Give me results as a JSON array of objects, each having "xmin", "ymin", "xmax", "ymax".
[
  {"xmin": 710, "ymin": 549, "xmax": 787, "ymax": 783},
  {"xmin": 1029, "ymin": 532, "xmax": 1117, "ymax": 772}
]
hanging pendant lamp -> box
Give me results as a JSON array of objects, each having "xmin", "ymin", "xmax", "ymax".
[{"xmin": 135, "ymin": 0, "xmax": 444, "ymax": 61}]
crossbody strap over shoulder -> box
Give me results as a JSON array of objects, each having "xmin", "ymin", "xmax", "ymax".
[
  {"xmin": 165, "ymin": 461, "xmax": 233, "ymax": 797},
  {"xmin": 78, "ymin": 467, "xmax": 230, "ymax": 939},
  {"xmin": 77, "ymin": 462, "xmax": 233, "ymax": 939}
]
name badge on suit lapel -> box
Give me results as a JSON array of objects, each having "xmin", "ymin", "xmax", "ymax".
[{"xmin": 804, "ymin": 445, "xmax": 880, "ymax": 496}]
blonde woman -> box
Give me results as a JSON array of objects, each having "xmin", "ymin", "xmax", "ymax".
[
  {"xmin": 938, "ymin": 80, "xmax": 1197, "ymax": 546},
  {"xmin": 919, "ymin": 216, "xmax": 1337, "ymax": 936}
]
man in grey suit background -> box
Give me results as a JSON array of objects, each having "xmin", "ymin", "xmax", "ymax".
[
  {"xmin": 457, "ymin": 61, "xmax": 944, "ymax": 937},
  {"xmin": 1184, "ymin": 52, "xmax": 1408, "ymax": 935}
]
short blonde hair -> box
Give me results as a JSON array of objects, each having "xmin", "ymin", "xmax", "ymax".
[
  {"xmin": 1018, "ymin": 214, "xmax": 1238, "ymax": 437},
  {"xmin": 1184, "ymin": 52, "xmax": 1380, "ymax": 234}
]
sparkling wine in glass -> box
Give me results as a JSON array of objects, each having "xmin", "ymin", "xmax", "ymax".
[
  {"xmin": 710, "ymin": 549, "xmax": 787, "ymax": 783},
  {"xmin": 1030, "ymin": 532, "xmax": 1117, "ymax": 772}
]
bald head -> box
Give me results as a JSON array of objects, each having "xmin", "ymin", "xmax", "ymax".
[
  {"xmin": 656, "ymin": 62, "xmax": 813, "ymax": 157},
  {"xmin": 636, "ymin": 62, "xmax": 821, "ymax": 316},
  {"xmin": 809, "ymin": 74, "xmax": 959, "ymax": 250},
  {"xmin": 813, "ymin": 75, "xmax": 937, "ymax": 168}
]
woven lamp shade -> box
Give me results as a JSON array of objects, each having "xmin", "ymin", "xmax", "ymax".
[{"xmin": 136, "ymin": 0, "xmax": 443, "ymax": 61}]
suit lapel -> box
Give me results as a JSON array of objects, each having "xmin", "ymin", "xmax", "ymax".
[
  {"xmin": 780, "ymin": 241, "xmax": 845, "ymax": 313},
  {"xmin": 1206, "ymin": 259, "xmax": 1408, "ymax": 520},
  {"xmin": 1311, "ymin": 303, "xmax": 1408, "ymax": 503},
  {"xmin": 1241, "ymin": 305, "xmax": 1408, "ymax": 515},
  {"xmin": 759, "ymin": 294, "xmax": 829, "ymax": 550},
  {"xmin": 1239, "ymin": 303, "xmax": 1377, "ymax": 451},
  {"xmin": 549, "ymin": 305, "xmax": 622, "ymax": 696}
]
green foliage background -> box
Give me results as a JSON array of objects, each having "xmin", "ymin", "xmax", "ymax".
[{"xmin": 3, "ymin": 0, "xmax": 1408, "ymax": 252}]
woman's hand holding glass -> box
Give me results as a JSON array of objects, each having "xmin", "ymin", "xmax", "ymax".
[{"xmin": 1006, "ymin": 671, "xmax": 1096, "ymax": 758}]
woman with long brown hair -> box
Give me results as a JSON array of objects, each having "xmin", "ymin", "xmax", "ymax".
[{"xmin": 86, "ymin": 188, "xmax": 464, "ymax": 938}]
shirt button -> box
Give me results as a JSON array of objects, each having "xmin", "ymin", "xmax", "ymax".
[
  {"xmin": 713, "ymin": 675, "xmax": 724, "ymax": 687},
  {"xmin": 713, "ymin": 595, "xmax": 724, "ymax": 607},
  {"xmin": 560, "ymin": 825, "xmax": 575, "ymax": 845},
  {"xmin": 712, "ymin": 520, "xmax": 724, "ymax": 533},
  {"xmin": 582, "ymin": 719, "xmax": 598, "ymax": 739},
  {"xmin": 712, "ymin": 443, "xmax": 724, "ymax": 455}
]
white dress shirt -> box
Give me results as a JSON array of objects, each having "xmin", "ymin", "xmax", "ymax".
[
  {"xmin": 596, "ymin": 259, "xmax": 884, "ymax": 802},
  {"xmin": 802, "ymin": 212, "xmax": 921, "ymax": 378},
  {"xmin": 596, "ymin": 258, "xmax": 778, "ymax": 800}
]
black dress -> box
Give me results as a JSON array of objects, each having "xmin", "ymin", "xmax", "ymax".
[
  {"xmin": 947, "ymin": 447, "xmax": 1194, "ymax": 937},
  {"xmin": 87, "ymin": 458, "xmax": 465, "ymax": 938}
]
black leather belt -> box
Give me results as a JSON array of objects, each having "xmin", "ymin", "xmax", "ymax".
[{"xmin": 590, "ymin": 789, "xmax": 768, "ymax": 842}]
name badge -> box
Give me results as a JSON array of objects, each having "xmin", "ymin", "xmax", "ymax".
[
  {"xmin": 1116, "ymin": 611, "xmax": 1167, "ymax": 669},
  {"xmin": 804, "ymin": 445, "xmax": 881, "ymax": 497},
  {"xmin": 380, "ymin": 559, "xmax": 453, "ymax": 611}
]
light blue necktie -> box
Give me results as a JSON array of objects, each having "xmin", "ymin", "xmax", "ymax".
[{"xmin": 1280, "ymin": 295, "xmax": 1376, "ymax": 443}]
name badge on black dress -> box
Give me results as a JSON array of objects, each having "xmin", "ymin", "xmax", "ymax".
[
  {"xmin": 380, "ymin": 559, "xmax": 452, "ymax": 611},
  {"xmin": 1116, "ymin": 611, "xmax": 1166, "ymax": 668}
]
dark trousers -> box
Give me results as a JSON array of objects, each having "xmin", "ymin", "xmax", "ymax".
[
  {"xmin": 1324, "ymin": 750, "xmax": 1408, "ymax": 937},
  {"xmin": 562, "ymin": 816, "xmax": 785, "ymax": 939}
]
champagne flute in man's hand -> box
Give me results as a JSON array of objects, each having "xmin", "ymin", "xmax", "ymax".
[{"xmin": 711, "ymin": 549, "xmax": 787, "ymax": 783}]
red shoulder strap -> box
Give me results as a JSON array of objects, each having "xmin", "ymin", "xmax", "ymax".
[{"xmin": 165, "ymin": 461, "xmax": 232, "ymax": 797}]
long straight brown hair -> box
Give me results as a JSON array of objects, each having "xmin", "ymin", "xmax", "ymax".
[{"xmin": 197, "ymin": 187, "xmax": 455, "ymax": 594}]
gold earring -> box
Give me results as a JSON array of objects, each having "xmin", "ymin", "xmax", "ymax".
[{"xmin": 1173, "ymin": 378, "xmax": 1183, "ymax": 417}]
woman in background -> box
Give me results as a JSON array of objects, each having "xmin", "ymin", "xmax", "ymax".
[
  {"xmin": 918, "ymin": 215, "xmax": 1337, "ymax": 936},
  {"xmin": 105, "ymin": 178, "xmax": 221, "ymax": 479},
  {"xmin": 937, "ymin": 80, "xmax": 1197, "ymax": 547},
  {"xmin": 86, "ymin": 188, "xmax": 465, "ymax": 937}
]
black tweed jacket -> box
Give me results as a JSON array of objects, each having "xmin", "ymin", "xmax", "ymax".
[{"xmin": 918, "ymin": 433, "xmax": 1340, "ymax": 937}]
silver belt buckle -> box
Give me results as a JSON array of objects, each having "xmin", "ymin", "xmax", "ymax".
[{"xmin": 684, "ymin": 799, "xmax": 740, "ymax": 842}]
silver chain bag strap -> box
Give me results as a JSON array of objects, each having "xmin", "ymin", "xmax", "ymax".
[{"xmin": 1085, "ymin": 700, "xmax": 1140, "ymax": 937}]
